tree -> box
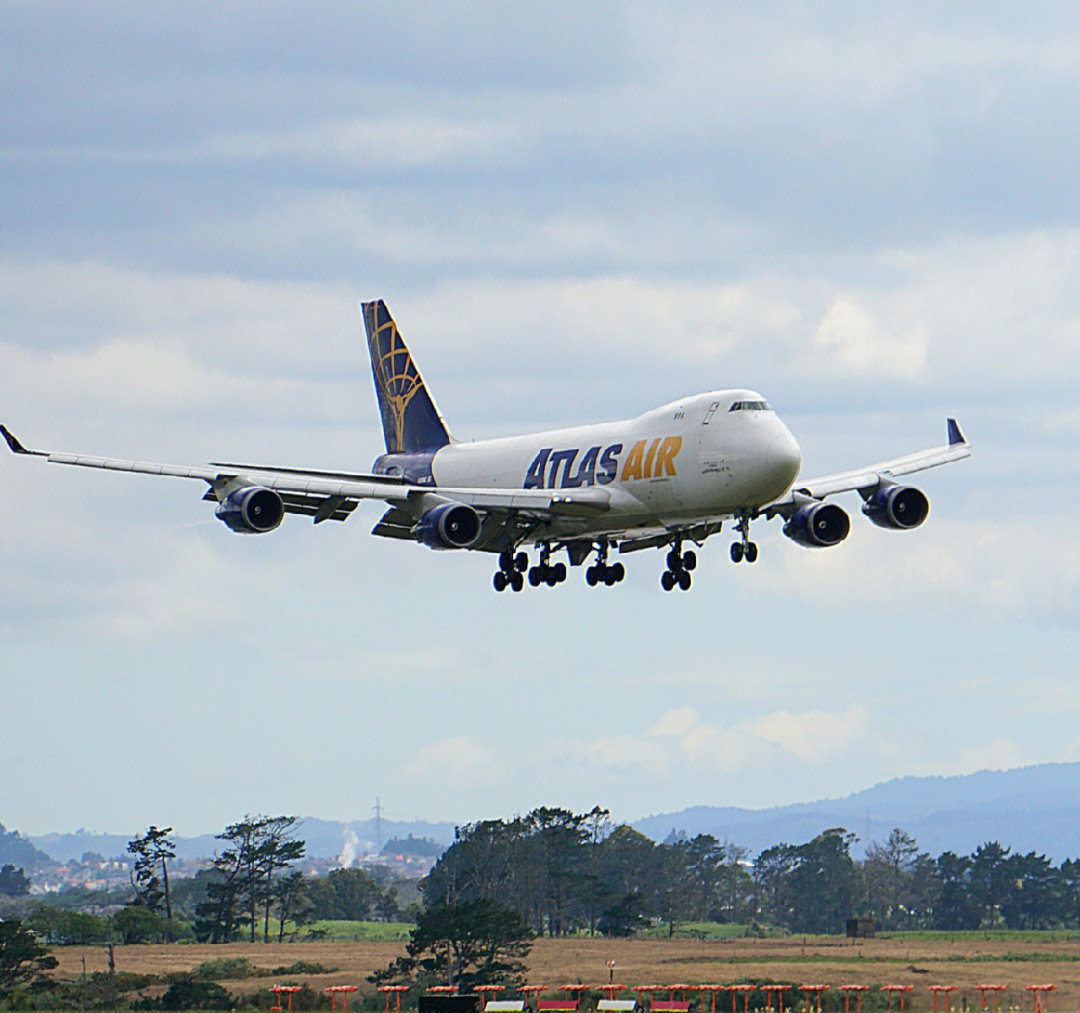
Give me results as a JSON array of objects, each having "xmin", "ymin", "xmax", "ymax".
[
  {"xmin": 256, "ymin": 816, "xmax": 305, "ymax": 943},
  {"xmin": 754, "ymin": 829, "xmax": 858, "ymax": 933},
  {"xmin": 0, "ymin": 864, "xmax": 30, "ymax": 897},
  {"xmin": 0, "ymin": 918, "xmax": 58, "ymax": 998},
  {"xmin": 127, "ymin": 826, "xmax": 176, "ymax": 937},
  {"xmin": 372, "ymin": 899, "xmax": 533, "ymax": 989},
  {"xmin": 192, "ymin": 815, "xmax": 305, "ymax": 943},
  {"xmin": 969, "ymin": 841, "xmax": 1012, "ymax": 928},
  {"xmin": 864, "ymin": 829, "xmax": 920, "ymax": 928},
  {"xmin": 934, "ymin": 851, "xmax": 979, "ymax": 930},
  {"xmin": 274, "ymin": 871, "xmax": 311, "ymax": 941},
  {"xmin": 113, "ymin": 905, "xmax": 171, "ymax": 943}
]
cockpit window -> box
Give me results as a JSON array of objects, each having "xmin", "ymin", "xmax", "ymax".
[{"xmin": 729, "ymin": 400, "xmax": 771, "ymax": 412}]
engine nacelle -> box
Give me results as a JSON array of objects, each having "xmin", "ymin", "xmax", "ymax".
[
  {"xmin": 862, "ymin": 484, "xmax": 929, "ymax": 529},
  {"xmin": 215, "ymin": 486, "xmax": 284, "ymax": 534},
  {"xmin": 783, "ymin": 501, "xmax": 850, "ymax": 548},
  {"xmin": 416, "ymin": 501, "xmax": 481, "ymax": 549}
]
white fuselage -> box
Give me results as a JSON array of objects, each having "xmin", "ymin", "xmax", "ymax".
[{"xmin": 426, "ymin": 390, "xmax": 802, "ymax": 538}]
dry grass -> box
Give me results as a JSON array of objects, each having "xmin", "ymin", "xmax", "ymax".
[{"xmin": 48, "ymin": 936, "xmax": 1080, "ymax": 1010}]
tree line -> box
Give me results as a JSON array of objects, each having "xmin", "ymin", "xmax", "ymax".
[
  {"xmin": 5, "ymin": 815, "xmax": 410, "ymax": 946},
  {"xmin": 425, "ymin": 807, "xmax": 1080, "ymax": 935},
  {"xmin": 9, "ymin": 807, "xmax": 1080, "ymax": 944}
]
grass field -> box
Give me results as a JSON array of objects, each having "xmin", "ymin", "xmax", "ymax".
[{"xmin": 45, "ymin": 934, "xmax": 1080, "ymax": 1011}]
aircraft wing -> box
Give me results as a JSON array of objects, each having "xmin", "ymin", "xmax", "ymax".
[
  {"xmin": 0, "ymin": 424, "xmax": 609, "ymax": 525},
  {"xmin": 766, "ymin": 418, "xmax": 970, "ymax": 514}
]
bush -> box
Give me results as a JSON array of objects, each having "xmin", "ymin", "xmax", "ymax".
[{"xmin": 139, "ymin": 978, "xmax": 236, "ymax": 1010}]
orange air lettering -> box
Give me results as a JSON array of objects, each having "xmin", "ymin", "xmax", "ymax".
[
  {"xmin": 642, "ymin": 437, "xmax": 661, "ymax": 478},
  {"xmin": 654, "ymin": 435, "xmax": 682, "ymax": 476},
  {"xmin": 621, "ymin": 440, "xmax": 646, "ymax": 481}
]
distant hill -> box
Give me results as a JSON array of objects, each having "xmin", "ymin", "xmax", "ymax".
[
  {"xmin": 633, "ymin": 762, "xmax": 1080, "ymax": 860},
  {"xmin": 20, "ymin": 763, "xmax": 1080, "ymax": 866},
  {"xmin": 0, "ymin": 823, "xmax": 55, "ymax": 872},
  {"xmin": 29, "ymin": 817, "xmax": 456, "ymax": 865}
]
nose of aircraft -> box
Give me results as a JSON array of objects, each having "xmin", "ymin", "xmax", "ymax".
[{"xmin": 766, "ymin": 426, "xmax": 802, "ymax": 491}]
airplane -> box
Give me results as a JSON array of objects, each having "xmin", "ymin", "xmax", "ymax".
[{"xmin": 2, "ymin": 299, "xmax": 970, "ymax": 592}]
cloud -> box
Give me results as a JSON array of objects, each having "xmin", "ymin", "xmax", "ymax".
[
  {"xmin": 810, "ymin": 298, "xmax": 927, "ymax": 380},
  {"xmin": 403, "ymin": 736, "xmax": 502, "ymax": 788},
  {"xmin": 751, "ymin": 705, "xmax": 869, "ymax": 762}
]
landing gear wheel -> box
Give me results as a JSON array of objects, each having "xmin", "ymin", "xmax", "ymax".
[
  {"xmin": 528, "ymin": 567, "xmax": 542, "ymax": 587},
  {"xmin": 553, "ymin": 562, "xmax": 567, "ymax": 583},
  {"xmin": 745, "ymin": 541, "xmax": 758, "ymax": 563},
  {"xmin": 667, "ymin": 549, "xmax": 683, "ymax": 572},
  {"xmin": 586, "ymin": 566, "xmax": 599, "ymax": 586},
  {"xmin": 498, "ymin": 550, "xmax": 513, "ymax": 573},
  {"xmin": 678, "ymin": 570, "xmax": 692, "ymax": 591},
  {"xmin": 611, "ymin": 562, "xmax": 625, "ymax": 582},
  {"xmin": 493, "ymin": 571, "xmax": 508, "ymax": 592},
  {"xmin": 661, "ymin": 570, "xmax": 676, "ymax": 591},
  {"xmin": 731, "ymin": 541, "xmax": 744, "ymax": 563},
  {"xmin": 682, "ymin": 550, "xmax": 697, "ymax": 571},
  {"xmin": 515, "ymin": 551, "xmax": 528, "ymax": 571},
  {"xmin": 510, "ymin": 572, "xmax": 523, "ymax": 592}
]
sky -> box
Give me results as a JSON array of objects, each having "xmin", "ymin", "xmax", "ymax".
[{"xmin": 2, "ymin": 2, "xmax": 1080, "ymax": 842}]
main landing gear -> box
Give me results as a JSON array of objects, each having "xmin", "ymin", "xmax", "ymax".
[
  {"xmin": 660, "ymin": 539, "xmax": 696, "ymax": 591},
  {"xmin": 585, "ymin": 542, "xmax": 625, "ymax": 587},
  {"xmin": 730, "ymin": 512, "xmax": 758, "ymax": 564},
  {"xmin": 492, "ymin": 549, "xmax": 527, "ymax": 592},
  {"xmin": 528, "ymin": 544, "xmax": 567, "ymax": 587}
]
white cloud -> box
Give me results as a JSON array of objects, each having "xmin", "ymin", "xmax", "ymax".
[
  {"xmin": 403, "ymin": 736, "xmax": 502, "ymax": 788},
  {"xmin": 751, "ymin": 705, "xmax": 869, "ymax": 763},
  {"xmin": 810, "ymin": 298, "xmax": 927, "ymax": 380}
]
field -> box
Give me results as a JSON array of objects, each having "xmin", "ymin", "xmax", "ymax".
[{"xmin": 47, "ymin": 934, "xmax": 1080, "ymax": 1010}]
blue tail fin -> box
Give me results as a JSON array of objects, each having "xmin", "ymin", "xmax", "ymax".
[{"xmin": 362, "ymin": 300, "xmax": 451, "ymax": 453}]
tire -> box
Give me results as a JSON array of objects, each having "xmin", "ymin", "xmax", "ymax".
[
  {"xmin": 745, "ymin": 541, "xmax": 758, "ymax": 563},
  {"xmin": 661, "ymin": 570, "xmax": 676, "ymax": 591},
  {"xmin": 678, "ymin": 570, "xmax": 692, "ymax": 591},
  {"xmin": 682, "ymin": 550, "xmax": 697, "ymax": 571},
  {"xmin": 510, "ymin": 572, "xmax": 524, "ymax": 592},
  {"xmin": 586, "ymin": 566, "xmax": 599, "ymax": 586},
  {"xmin": 515, "ymin": 551, "xmax": 528, "ymax": 571},
  {"xmin": 612, "ymin": 562, "xmax": 625, "ymax": 582},
  {"xmin": 493, "ymin": 571, "xmax": 508, "ymax": 592},
  {"xmin": 731, "ymin": 542, "xmax": 744, "ymax": 563},
  {"xmin": 529, "ymin": 567, "xmax": 542, "ymax": 586},
  {"xmin": 553, "ymin": 562, "xmax": 567, "ymax": 583},
  {"xmin": 499, "ymin": 550, "xmax": 513, "ymax": 572},
  {"xmin": 667, "ymin": 549, "xmax": 682, "ymax": 571},
  {"xmin": 604, "ymin": 568, "xmax": 618, "ymax": 586}
]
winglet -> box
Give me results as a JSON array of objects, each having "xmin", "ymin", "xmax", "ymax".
[
  {"xmin": 0, "ymin": 424, "xmax": 42, "ymax": 456},
  {"xmin": 947, "ymin": 417, "xmax": 966, "ymax": 446}
]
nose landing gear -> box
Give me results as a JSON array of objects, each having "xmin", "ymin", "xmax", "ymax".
[
  {"xmin": 660, "ymin": 539, "xmax": 695, "ymax": 591},
  {"xmin": 730, "ymin": 512, "xmax": 758, "ymax": 564},
  {"xmin": 585, "ymin": 541, "xmax": 625, "ymax": 587}
]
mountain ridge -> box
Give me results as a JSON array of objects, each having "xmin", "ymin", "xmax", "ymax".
[{"xmin": 19, "ymin": 761, "xmax": 1080, "ymax": 865}]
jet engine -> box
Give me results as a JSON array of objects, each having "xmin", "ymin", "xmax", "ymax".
[
  {"xmin": 862, "ymin": 484, "xmax": 929, "ymax": 529},
  {"xmin": 782, "ymin": 501, "xmax": 850, "ymax": 548},
  {"xmin": 416, "ymin": 501, "xmax": 481, "ymax": 549},
  {"xmin": 215, "ymin": 487, "xmax": 285, "ymax": 533}
]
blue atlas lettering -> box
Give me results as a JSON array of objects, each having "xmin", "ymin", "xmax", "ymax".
[
  {"xmin": 524, "ymin": 448, "xmax": 551, "ymax": 489},
  {"xmin": 597, "ymin": 443, "xmax": 622, "ymax": 485},
  {"xmin": 564, "ymin": 446, "xmax": 599, "ymax": 488},
  {"xmin": 547, "ymin": 448, "xmax": 578, "ymax": 488}
]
